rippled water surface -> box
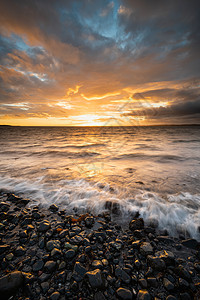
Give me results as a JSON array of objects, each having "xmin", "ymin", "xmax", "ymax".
[{"xmin": 0, "ymin": 126, "xmax": 200, "ymax": 238}]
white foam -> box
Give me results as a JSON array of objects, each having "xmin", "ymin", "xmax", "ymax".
[{"xmin": 0, "ymin": 175, "xmax": 199, "ymax": 239}]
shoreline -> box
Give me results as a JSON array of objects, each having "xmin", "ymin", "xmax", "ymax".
[{"xmin": 0, "ymin": 190, "xmax": 199, "ymax": 299}]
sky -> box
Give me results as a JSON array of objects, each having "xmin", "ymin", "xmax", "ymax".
[{"xmin": 0, "ymin": 0, "xmax": 200, "ymax": 126}]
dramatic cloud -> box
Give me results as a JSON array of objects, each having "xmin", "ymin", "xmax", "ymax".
[{"xmin": 0, "ymin": 0, "xmax": 200, "ymax": 125}]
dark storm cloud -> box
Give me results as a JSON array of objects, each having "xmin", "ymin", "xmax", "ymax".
[
  {"xmin": 0, "ymin": 0, "xmax": 200, "ymax": 124},
  {"xmin": 124, "ymin": 86, "xmax": 200, "ymax": 121}
]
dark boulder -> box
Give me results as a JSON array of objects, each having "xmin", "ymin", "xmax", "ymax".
[
  {"xmin": 0, "ymin": 271, "xmax": 24, "ymax": 300},
  {"xmin": 129, "ymin": 218, "xmax": 144, "ymax": 231}
]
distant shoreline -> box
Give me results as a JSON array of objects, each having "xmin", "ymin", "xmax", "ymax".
[{"xmin": 1, "ymin": 124, "xmax": 200, "ymax": 128}]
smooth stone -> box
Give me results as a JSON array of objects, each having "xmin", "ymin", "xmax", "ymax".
[
  {"xmin": 0, "ymin": 271, "xmax": 24, "ymax": 299},
  {"xmin": 140, "ymin": 242, "xmax": 153, "ymax": 255},
  {"xmin": 0, "ymin": 202, "xmax": 10, "ymax": 212},
  {"xmin": 179, "ymin": 278, "xmax": 189, "ymax": 288},
  {"xmin": 115, "ymin": 267, "xmax": 131, "ymax": 284},
  {"xmin": 166, "ymin": 296, "xmax": 177, "ymax": 300},
  {"xmin": 65, "ymin": 249, "xmax": 75, "ymax": 259},
  {"xmin": 116, "ymin": 287, "xmax": 132, "ymax": 300},
  {"xmin": 6, "ymin": 253, "xmax": 14, "ymax": 261},
  {"xmin": 180, "ymin": 293, "xmax": 191, "ymax": 300},
  {"xmin": 41, "ymin": 281, "xmax": 49, "ymax": 293},
  {"xmin": 15, "ymin": 246, "xmax": 26, "ymax": 256},
  {"xmin": 175, "ymin": 265, "xmax": 191, "ymax": 280},
  {"xmin": 51, "ymin": 248, "xmax": 62, "ymax": 259},
  {"xmin": 64, "ymin": 242, "xmax": 78, "ymax": 252},
  {"xmin": 163, "ymin": 278, "xmax": 174, "ymax": 291},
  {"xmin": 44, "ymin": 261, "xmax": 57, "ymax": 272},
  {"xmin": 38, "ymin": 273, "xmax": 51, "ymax": 282},
  {"xmin": 94, "ymin": 291, "xmax": 106, "ymax": 300},
  {"xmin": 85, "ymin": 216, "xmax": 94, "ymax": 228},
  {"xmin": 50, "ymin": 291, "xmax": 60, "ymax": 300},
  {"xmin": 157, "ymin": 236, "xmax": 174, "ymax": 244},
  {"xmin": 147, "ymin": 277, "xmax": 158, "ymax": 287},
  {"xmin": 129, "ymin": 218, "xmax": 144, "ymax": 231},
  {"xmin": 86, "ymin": 269, "xmax": 103, "ymax": 288},
  {"xmin": 49, "ymin": 204, "xmax": 59, "ymax": 212},
  {"xmin": 46, "ymin": 240, "xmax": 61, "ymax": 251},
  {"xmin": 0, "ymin": 244, "xmax": 10, "ymax": 254},
  {"xmin": 92, "ymin": 260, "xmax": 103, "ymax": 269},
  {"xmin": 74, "ymin": 262, "xmax": 87, "ymax": 277},
  {"xmin": 181, "ymin": 239, "xmax": 198, "ymax": 250},
  {"xmin": 155, "ymin": 250, "xmax": 175, "ymax": 265},
  {"xmin": 147, "ymin": 255, "xmax": 166, "ymax": 270},
  {"xmin": 137, "ymin": 290, "xmax": 151, "ymax": 300},
  {"xmin": 32, "ymin": 260, "xmax": 44, "ymax": 272},
  {"xmin": 139, "ymin": 278, "xmax": 148, "ymax": 288},
  {"xmin": 38, "ymin": 220, "xmax": 51, "ymax": 232}
]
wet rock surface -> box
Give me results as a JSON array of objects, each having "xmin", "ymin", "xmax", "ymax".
[{"xmin": 0, "ymin": 191, "xmax": 199, "ymax": 299}]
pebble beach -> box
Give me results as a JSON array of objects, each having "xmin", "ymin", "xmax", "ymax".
[{"xmin": 0, "ymin": 190, "xmax": 199, "ymax": 300}]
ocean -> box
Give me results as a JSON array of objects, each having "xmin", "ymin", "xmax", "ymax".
[{"xmin": 0, "ymin": 125, "xmax": 200, "ymax": 239}]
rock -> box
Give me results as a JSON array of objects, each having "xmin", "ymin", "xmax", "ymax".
[
  {"xmin": 44, "ymin": 261, "xmax": 57, "ymax": 273},
  {"xmin": 147, "ymin": 277, "xmax": 158, "ymax": 287},
  {"xmin": 180, "ymin": 293, "xmax": 191, "ymax": 300},
  {"xmin": 140, "ymin": 242, "xmax": 153, "ymax": 255},
  {"xmin": 7, "ymin": 194, "xmax": 21, "ymax": 202},
  {"xmin": 163, "ymin": 278, "xmax": 174, "ymax": 291},
  {"xmin": 94, "ymin": 231, "xmax": 106, "ymax": 241},
  {"xmin": 129, "ymin": 218, "xmax": 144, "ymax": 231},
  {"xmin": 32, "ymin": 211, "xmax": 41, "ymax": 219},
  {"xmin": 46, "ymin": 240, "xmax": 61, "ymax": 251},
  {"xmin": 50, "ymin": 291, "xmax": 60, "ymax": 300},
  {"xmin": 92, "ymin": 260, "xmax": 103, "ymax": 269},
  {"xmin": 70, "ymin": 226, "xmax": 82, "ymax": 235},
  {"xmin": 139, "ymin": 278, "xmax": 148, "ymax": 288},
  {"xmin": 0, "ymin": 271, "xmax": 24, "ymax": 299},
  {"xmin": 51, "ymin": 248, "xmax": 62, "ymax": 259},
  {"xmin": 157, "ymin": 236, "xmax": 174, "ymax": 244},
  {"xmin": 137, "ymin": 290, "xmax": 151, "ymax": 300},
  {"xmin": 84, "ymin": 216, "xmax": 94, "ymax": 228},
  {"xmin": 115, "ymin": 267, "xmax": 131, "ymax": 284},
  {"xmin": 41, "ymin": 281, "xmax": 49, "ymax": 293},
  {"xmin": 38, "ymin": 273, "xmax": 51, "ymax": 282},
  {"xmin": 64, "ymin": 242, "xmax": 78, "ymax": 252},
  {"xmin": 0, "ymin": 202, "xmax": 10, "ymax": 212},
  {"xmin": 65, "ymin": 249, "xmax": 76, "ymax": 259},
  {"xmin": 86, "ymin": 269, "xmax": 103, "ymax": 288},
  {"xmin": 105, "ymin": 201, "xmax": 121, "ymax": 214},
  {"xmin": 110, "ymin": 240, "xmax": 123, "ymax": 251},
  {"xmin": 147, "ymin": 255, "xmax": 166, "ymax": 270},
  {"xmin": 166, "ymin": 296, "xmax": 177, "ymax": 300},
  {"xmin": 155, "ymin": 250, "xmax": 175, "ymax": 265},
  {"xmin": 0, "ymin": 244, "xmax": 10, "ymax": 254},
  {"xmin": 32, "ymin": 260, "xmax": 44, "ymax": 272},
  {"xmin": 49, "ymin": 204, "xmax": 59, "ymax": 212},
  {"xmin": 181, "ymin": 239, "xmax": 199, "ymax": 250},
  {"xmin": 38, "ymin": 220, "xmax": 51, "ymax": 232},
  {"xmin": 116, "ymin": 287, "xmax": 132, "ymax": 300},
  {"xmin": 179, "ymin": 277, "xmax": 189, "ymax": 288},
  {"xmin": 102, "ymin": 259, "xmax": 108, "ymax": 266},
  {"xmin": 15, "ymin": 246, "xmax": 26, "ymax": 256},
  {"xmin": 175, "ymin": 265, "xmax": 191, "ymax": 280},
  {"xmin": 74, "ymin": 262, "xmax": 87, "ymax": 277},
  {"xmin": 132, "ymin": 240, "xmax": 141, "ymax": 248},
  {"xmin": 94, "ymin": 291, "xmax": 106, "ymax": 300},
  {"xmin": 6, "ymin": 253, "xmax": 14, "ymax": 261}
]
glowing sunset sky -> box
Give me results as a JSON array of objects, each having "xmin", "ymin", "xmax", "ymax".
[{"xmin": 0, "ymin": 0, "xmax": 200, "ymax": 126}]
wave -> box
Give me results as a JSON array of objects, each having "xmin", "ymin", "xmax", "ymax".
[
  {"xmin": 0, "ymin": 175, "xmax": 199, "ymax": 240},
  {"xmin": 0, "ymin": 150, "xmax": 100, "ymax": 158},
  {"xmin": 44, "ymin": 143, "xmax": 106, "ymax": 149},
  {"xmin": 112, "ymin": 153, "xmax": 185, "ymax": 162}
]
